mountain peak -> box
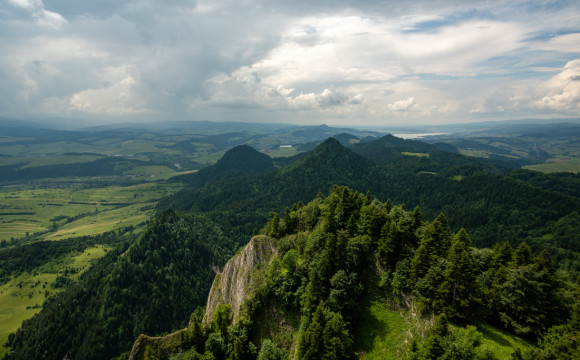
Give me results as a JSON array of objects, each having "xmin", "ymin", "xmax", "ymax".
[
  {"xmin": 183, "ymin": 144, "xmax": 275, "ymax": 187},
  {"xmin": 313, "ymin": 136, "xmax": 344, "ymax": 151},
  {"xmin": 283, "ymin": 137, "xmax": 375, "ymax": 182}
]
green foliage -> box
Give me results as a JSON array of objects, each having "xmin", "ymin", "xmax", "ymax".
[
  {"xmin": 256, "ymin": 339, "xmax": 286, "ymax": 360},
  {"xmin": 6, "ymin": 168, "xmax": 580, "ymax": 360},
  {"xmin": 0, "ymin": 233, "xmax": 119, "ymax": 285},
  {"xmin": 436, "ymin": 229, "xmax": 476, "ymax": 319},
  {"xmin": 4, "ymin": 210, "xmax": 236, "ymax": 359},
  {"xmin": 408, "ymin": 316, "xmax": 498, "ymax": 360},
  {"xmin": 212, "ymin": 305, "xmax": 232, "ymax": 337},
  {"xmin": 296, "ymin": 304, "xmax": 353, "ymax": 360}
]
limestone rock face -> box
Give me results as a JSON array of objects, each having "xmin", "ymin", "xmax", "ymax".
[
  {"xmin": 127, "ymin": 235, "xmax": 276, "ymax": 360},
  {"xmin": 128, "ymin": 330, "xmax": 184, "ymax": 360},
  {"xmin": 203, "ymin": 235, "xmax": 276, "ymax": 324}
]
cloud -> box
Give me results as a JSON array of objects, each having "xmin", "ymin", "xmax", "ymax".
[
  {"xmin": 0, "ymin": 0, "xmax": 580, "ymax": 125},
  {"xmin": 532, "ymin": 33, "xmax": 580, "ymax": 53},
  {"xmin": 536, "ymin": 59, "xmax": 580, "ymax": 111},
  {"xmin": 202, "ymin": 67, "xmax": 363, "ymax": 113},
  {"xmin": 7, "ymin": 0, "xmax": 67, "ymax": 29},
  {"xmin": 387, "ymin": 97, "xmax": 417, "ymax": 111},
  {"xmin": 7, "ymin": 0, "xmax": 43, "ymax": 11}
]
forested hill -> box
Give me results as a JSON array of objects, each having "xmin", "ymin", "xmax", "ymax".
[
  {"xmin": 351, "ymin": 134, "xmax": 515, "ymax": 170},
  {"xmin": 3, "ymin": 134, "xmax": 580, "ymax": 359},
  {"xmin": 162, "ymin": 137, "xmax": 580, "ymax": 254},
  {"xmin": 3, "ymin": 211, "xmax": 237, "ymax": 360},
  {"xmin": 126, "ymin": 186, "xmax": 580, "ymax": 360},
  {"xmin": 181, "ymin": 145, "xmax": 276, "ymax": 188}
]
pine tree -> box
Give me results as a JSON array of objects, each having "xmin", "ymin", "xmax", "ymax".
[
  {"xmin": 430, "ymin": 213, "xmax": 452, "ymax": 258},
  {"xmin": 410, "ymin": 213, "xmax": 453, "ymax": 285},
  {"xmin": 296, "ymin": 305, "xmax": 325, "ymax": 360},
  {"xmin": 437, "ymin": 229, "xmax": 476, "ymax": 319},
  {"xmin": 511, "ymin": 242, "xmax": 533, "ymax": 268},
  {"xmin": 378, "ymin": 218, "xmax": 408, "ymax": 269},
  {"xmin": 269, "ymin": 212, "xmax": 281, "ymax": 238}
]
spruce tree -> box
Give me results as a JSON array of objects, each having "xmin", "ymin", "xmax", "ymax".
[{"xmin": 437, "ymin": 229, "xmax": 476, "ymax": 319}]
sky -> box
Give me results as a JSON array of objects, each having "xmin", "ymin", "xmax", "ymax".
[{"xmin": 1, "ymin": 0, "xmax": 579, "ymax": 127}]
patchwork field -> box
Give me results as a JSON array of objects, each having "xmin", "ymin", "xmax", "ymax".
[
  {"xmin": 523, "ymin": 157, "xmax": 580, "ymax": 173},
  {"xmin": 429, "ymin": 132, "xmax": 580, "ymax": 174},
  {"xmin": 0, "ymin": 180, "xmax": 185, "ymax": 243},
  {"xmin": 0, "ymin": 245, "xmax": 109, "ymax": 357}
]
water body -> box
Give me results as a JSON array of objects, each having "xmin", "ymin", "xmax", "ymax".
[{"xmin": 393, "ymin": 132, "xmax": 447, "ymax": 139}]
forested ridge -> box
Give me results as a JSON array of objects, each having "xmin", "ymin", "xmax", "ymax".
[
  {"xmin": 3, "ymin": 212, "xmax": 236, "ymax": 360},
  {"xmin": 163, "ymin": 137, "xmax": 580, "ymax": 261},
  {"xmin": 118, "ymin": 186, "xmax": 580, "ymax": 360},
  {"xmin": 2, "ymin": 135, "xmax": 580, "ymax": 359}
]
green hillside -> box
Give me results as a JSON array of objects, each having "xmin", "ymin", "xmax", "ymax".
[
  {"xmin": 120, "ymin": 186, "xmax": 578, "ymax": 360},
  {"xmin": 2, "ymin": 131, "xmax": 580, "ymax": 359}
]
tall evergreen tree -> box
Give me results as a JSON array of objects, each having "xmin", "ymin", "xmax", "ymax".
[{"xmin": 437, "ymin": 229, "xmax": 476, "ymax": 319}]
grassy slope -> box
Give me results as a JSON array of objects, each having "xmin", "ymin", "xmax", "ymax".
[
  {"xmin": 0, "ymin": 175, "xmax": 186, "ymax": 355},
  {"xmin": 355, "ymin": 299, "xmax": 533, "ymax": 360},
  {"xmin": 0, "ymin": 181, "xmax": 184, "ymax": 242},
  {"xmin": 523, "ymin": 158, "xmax": 580, "ymax": 173},
  {"xmin": 0, "ymin": 245, "xmax": 109, "ymax": 357}
]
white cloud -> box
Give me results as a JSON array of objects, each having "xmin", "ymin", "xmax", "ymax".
[
  {"xmin": 32, "ymin": 9, "xmax": 67, "ymax": 29},
  {"xmin": 58, "ymin": 66, "xmax": 150, "ymax": 116},
  {"xmin": 532, "ymin": 33, "xmax": 580, "ymax": 53},
  {"xmin": 536, "ymin": 59, "xmax": 580, "ymax": 111},
  {"xmin": 7, "ymin": 0, "xmax": 43, "ymax": 11},
  {"xmin": 387, "ymin": 97, "xmax": 417, "ymax": 111},
  {"xmin": 1, "ymin": 0, "xmax": 580, "ymax": 125},
  {"xmin": 7, "ymin": 0, "xmax": 67, "ymax": 29},
  {"xmin": 203, "ymin": 67, "xmax": 363, "ymax": 112}
]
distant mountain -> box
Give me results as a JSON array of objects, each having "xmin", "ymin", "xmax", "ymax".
[
  {"xmin": 353, "ymin": 134, "xmax": 442, "ymax": 155},
  {"xmin": 277, "ymin": 124, "xmax": 383, "ymax": 143},
  {"xmin": 181, "ymin": 144, "xmax": 275, "ymax": 187},
  {"xmin": 164, "ymin": 136, "xmax": 580, "ymax": 250},
  {"xmin": 352, "ymin": 134, "xmax": 515, "ymax": 171},
  {"xmin": 290, "ymin": 124, "xmax": 334, "ymax": 141},
  {"xmin": 275, "ymin": 137, "xmax": 375, "ymax": 201},
  {"xmin": 331, "ymin": 132, "xmax": 359, "ymax": 146}
]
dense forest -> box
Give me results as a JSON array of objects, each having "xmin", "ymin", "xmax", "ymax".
[
  {"xmin": 165, "ymin": 138, "xmax": 580, "ymax": 269},
  {"xmin": 2, "ymin": 134, "xmax": 580, "ymax": 359},
  {"xmin": 3, "ymin": 212, "xmax": 235, "ymax": 359},
  {"xmin": 116, "ymin": 186, "xmax": 580, "ymax": 360}
]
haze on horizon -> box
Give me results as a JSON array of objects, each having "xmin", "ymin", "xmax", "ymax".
[{"xmin": 1, "ymin": 0, "xmax": 579, "ymax": 127}]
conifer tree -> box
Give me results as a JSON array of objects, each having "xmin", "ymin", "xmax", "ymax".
[
  {"xmin": 296, "ymin": 305, "xmax": 325, "ymax": 360},
  {"xmin": 511, "ymin": 242, "xmax": 533, "ymax": 268},
  {"xmin": 437, "ymin": 229, "xmax": 476, "ymax": 319},
  {"xmin": 430, "ymin": 213, "xmax": 452, "ymax": 257},
  {"xmin": 410, "ymin": 213, "xmax": 453, "ymax": 285},
  {"xmin": 410, "ymin": 242, "xmax": 433, "ymax": 285},
  {"xmin": 269, "ymin": 212, "xmax": 281, "ymax": 238}
]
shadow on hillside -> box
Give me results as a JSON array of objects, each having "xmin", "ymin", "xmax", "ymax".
[
  {"xmin": 354, "ymin": 302, "xmax": 390, "ymax": 354},
  {"xmin": 475, "ymin": 322, "xmax": 512, "ymax": 347}
]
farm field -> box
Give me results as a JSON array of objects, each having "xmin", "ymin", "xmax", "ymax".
[
  {"xmin": 0, "ymin": 180, "xmax": 185, "ymax": 243},
  {"xmin": 425, "ymin": 124, "xmax": 580, "ymax": 174},
  {"xmin": 0, "ymin": 245, "xmax": 109, "ymax": 357},
  {"xmin": 523, "ymin": 157, "xmax": 580, "ymax": 173}
]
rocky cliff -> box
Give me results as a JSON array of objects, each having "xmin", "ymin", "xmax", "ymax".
[
  {"xmin": 127, "ymin": 235, "xmax": 277, "ymax": 360},
  {"xmin": 203, "ymin": 235, "xmax": 277, "ymax": 324}
]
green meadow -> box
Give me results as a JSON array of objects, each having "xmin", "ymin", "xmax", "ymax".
[
  {"xmin": 0, "ymin": 181, "xmax": 184, "ymax": 242},
  {"xmin": 0, "ymin": 245, "xmax": 109, "ymax": 357},
  {"xmin": 523, "ymin": 157, "xmax": 580, "ymax": 173},
  {"xmin": 355, "ymin": 299, "xmax": 533, "ymax": 360}
]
